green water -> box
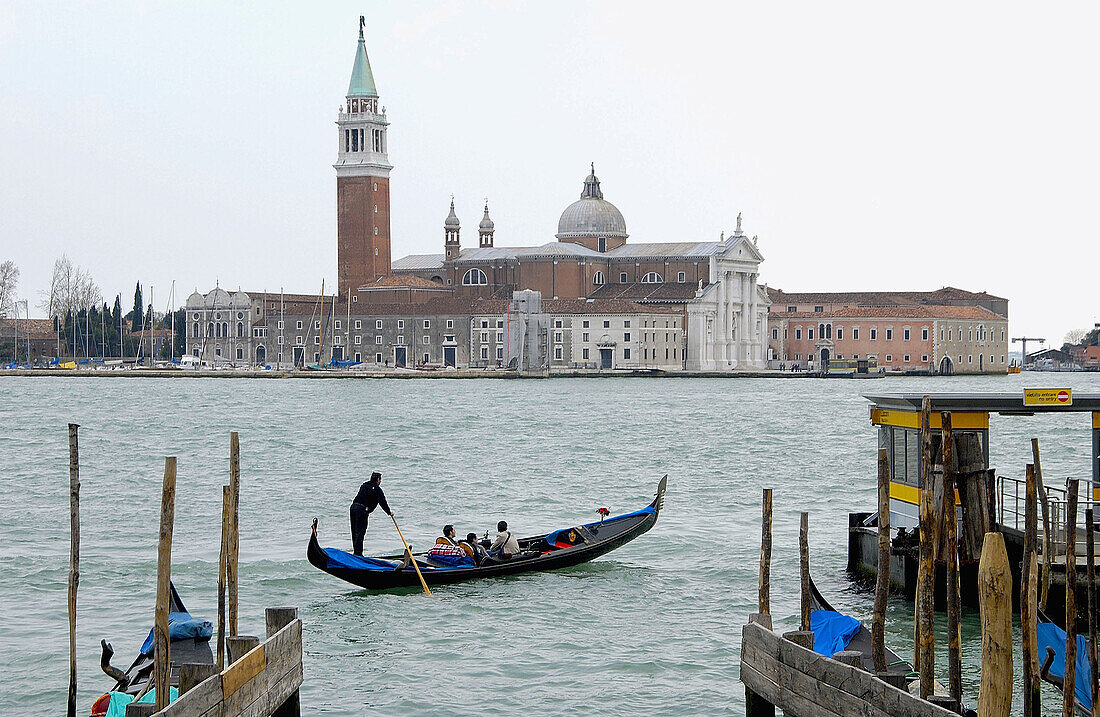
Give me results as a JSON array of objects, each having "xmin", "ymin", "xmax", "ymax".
[{"xmin": 1, "ymin": 373, "xmax": 1097, "ymax": 715}]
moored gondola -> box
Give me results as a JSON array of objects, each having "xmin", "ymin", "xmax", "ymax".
[
  {"xmin": 308, "ymin": 476, "xmax": 666, "ymax": 590},
  {"xmin": 1037, "ymin": 609, "xmax": 1092, "ymax": 715}
]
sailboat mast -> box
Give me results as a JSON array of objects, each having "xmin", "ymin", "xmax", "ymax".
[
  {"xmin": 280, "ymin": 289, "xmax": 284, "ymax": 369},
  {"xmin": 317, "ymin": 279, "xmax": 325, "ymax": 366},
  {"xmin": 346, "ymin": 289, "xmax": 351, "ymax": 363}
]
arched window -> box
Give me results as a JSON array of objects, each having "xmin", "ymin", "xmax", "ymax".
[
  {"xmin": 193, "ymin": 322, "xmax": 199, "ymax": 337},
  {"xmin": 222, "ymin": 322, "xmax": 228, "ymax": 338},
  {"xmin": 462, "ymin": 268, "xmax": 488, "ymax": 286},
  {"xmin": 237, "ymin": 322, "xmax": 244, "ymax": 337},
  {"xmin": 593, "ymin": 271, "xmax": 605, "ymax": 286},
  {"xmin": 641, "ymin": 272, "xmax": 663, "ymax": 284},
  {"xmin": 208, "ymin": 322, "xmax": 214, "ymax": 337}
]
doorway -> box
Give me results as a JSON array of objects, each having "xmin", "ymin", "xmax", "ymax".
[
  {"xmin": 292, "ymin": 347, "xmax": 304, "ymax": 368},
  {"xmin": 256, "ymin": 345, "xmax": 266, "ymax": 365},
  {"xmin": 394, "ymin": 346, "xmax": 407, "ymax": 368},
  {"xmin": 443, "ymin": 346, "xmax": 456, "ymax": 367},
  {"xmin": 600, "ymin": 348, "xmax": 613, "ymax": 369}
]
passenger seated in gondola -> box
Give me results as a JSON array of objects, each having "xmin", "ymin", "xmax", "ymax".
[
  {"xmin": 436, "ymin": 524, "xmax": 459, "ymax": 546},
  {"xmin": 490, "ymin": 520, "xmax": 521, "ymax": 558},
  {"xmin": 461, "ymin": 532, "xmax": 487, "ymax": 566}
]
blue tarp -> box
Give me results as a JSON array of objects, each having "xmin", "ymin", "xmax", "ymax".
[
  {"xmin": 323, "ymin": 547, "xmax": 401, "ymax": 571},
  {"xmin": 810, "ymin": 609, "xmax": 862, "ymax": 658},
  {"xmin": 1037, "ymin": 621, "xmax": 1092, "ymax": 710},
  {"xmin": 140, "ymin": 612, "xmax": 213, "ymax": 655},
  {"xmin": 104, "ymin": 687, "xmax": 179, "ymax": 717}
]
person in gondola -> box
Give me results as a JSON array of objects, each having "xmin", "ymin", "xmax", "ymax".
[
  {"xmin": 461, "ymin": 532, "xmax": 487, "ymax": 566},
  {"xmin": 350, "ymin": 471, "xmax": 392, "ymax": 556},
  {"xmin": 489, "ymin": 520, "xmax": 520, "ymax": 557},
  {"xmin": 436, "ymin": 524, "xmax": 458, "ymax": 546}
]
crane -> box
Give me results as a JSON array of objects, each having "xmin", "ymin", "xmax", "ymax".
[{"xmin": 1011, "ymin": 336, "xmax": 1045, "ymax": 366}]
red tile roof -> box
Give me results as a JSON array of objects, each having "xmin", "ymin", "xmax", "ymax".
[{"xmin": 778, "ymin": 305, "xmax": 1004, "ymax": 320}]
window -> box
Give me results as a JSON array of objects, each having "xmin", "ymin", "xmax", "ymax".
[
  {"xmin": 334, "ymin": 320, "xmax": 341, "ymax": 330},
  {"xmin": 603, "ymin": 320, "xmax": 611, "ymax": 328},
  {"xmin": 481, "ymin": 346, "xmax": 489, "ymax": 360},
  {"xmin": 446, "ymin": 320, "xmax": 453, "ymax": 329},
  {"xmin": 354, "ymin": 335, "xmax": 362, "ymax": 345},
  {"xmin": 787, "ymin": 306, "xmax": 797, "ymax": 313},
  {"xmin": 808, "ymin": 328, "xmax": 814, "ymax": 340},
  {"xmin": 497, "ymin": 320, "xmax": 503, "ymax": 328},
  {"xmin": 296, "ymin": 336, "xmax": 303, "ymax": 345},
  {"xmin": 496, "ymin": 347, "xmax": 504, "ymax": 360},
  {"xmin": 870, "ymin": 328, "xmax": 877, "ymax": 340},
  {"xmin": 480, "ymin": 331, "xmax": 489, "ymax": 343},
  {"xmin": 641, "ymin": 272, "xmax": 663, "ymax": 283},
  {"xmin": 624, "ymin": 332, "xmax": 631, "ymax": 342},
  {"xmin": 582, "ymin": 332, "xmax": 590, "ymax": 342},
  {"xmin": 315, "ymin": 321, "xmax": 321, "ymax": 330},
  {"xmin": 423, "ymin": 320, "xmax": 430, "ymax": 329},
  {"xmin": 583, "ymin": 320, "xmax": 590, "ymax": 329},
  {"xmin": 921, "ymin": 355, "xmax": 928, "ymax": 362},
  {"xmin": 444, "ymin": 335, "xmax": 454, "ymax": 342},
  {"xmin": 968, "ymin": 355, "xmax": 973, "ymax": 364},
  {"xmin": 496, "ymin": 332, "xmax": 503, "ymax": 342},
  {"xmin": 903, "ymin": 354, "xmax": 910, "ymax": 362},
  {"xmin": 623, "ymin": 348, "xmax": 631, "ymax": 359},
  {"xmin": 624, "ymin": 320, "xmax": 631, "ymax": 328},
  {"xmin": 314, "ymin": 352, "xmax": 320, "ymax": 362},
  {"xmin": 619, "ymin": 272, "xmax": 628, "ymax": 283},
  {"xmin": 677, "ymin": 271, "xmax": 686, "ymax": 283},
  {"xmin": 921, "ymin": 328, "xmax": 928, "ymax": 341},
  {"xmin": 885, "ymin": 328, "xmax": 893, "ymax": 340},
  {"xmin": 462, "ymin": 268, "xmax": 488, "ymax": 285},
  {"xmin": 354, "ymin": 320, "xmax": 361, "ymax": 330},
  {"xmin": 398, "ymin": 320, "xmax": 404, "ymax": 329},
  {"xmin": 795, "ymin": 328, "xmax": 802, "ymax": 340},
  {"xmin": 296, "ymin": 320, "xmax": 303, "ymax": 330},
  {"xmin": 772, "ymin": 328, "xmax": 779, "ymax": 340},
  {"xmin": 582, "ymin": 348, "xmax": 590, "ymax": 360},
  {"xmin": 554, "ymin": 346, "xmax": 563, "ymax": 361},
  {"xmin": 903, "ymin": 328, "xmax": 910, "ymax": 341},
  {"xmin": 423, "ymin": 353, "xmax": 430, "ymax": 364},
  {"xmin": 314, "ymin": 336, "xmax": 320, "ymax": 345},
  {"xmin": 836, "ymin": 327, "xmax": 843, "ymax": 340},
  {"xmin": 355, "ymin": 353, "xmax": 361, "ymax": 363},
  {"xmin": 376, "ymin": 353, "xmax": 383, "ymax": 363},
  {"xmin": 593, "ymin": 271, "xmax": 605, "ymax": 286},
  {"xmin": 423, "ymin": 336, "xmax": 430, "ymax": 345},
  {"xmin": 397, "ymin": 335, "xmax": 404, "ymax": 345},
  {"xmin": 375, "ymin": 336, "xmax": 382, "ymax": 345},
  {"xmin": 554, "ymin": 332, "xmax": 563, "ymax": 343},
  {"xmin": 236, "ymin": 348, "xmax": 243, "ymax": 360},
  {"xmin": 885, "ymin": 354, "xmax": 892, "ymax": 362},
  {"xmin": 814, "ymin": 306, "xmax": 823, "ymax": 313},
  {"xmin": 853, "ymin": 327, "xmax": 859, "ymax": 340},
  {"xmin": 376, "ymin": 319, "xmax": 383, "ymax": 329},
  {"xmin": 554, "ymin": 319, "xmax": 563, "ymax": 328},
  {"xmin": 481, "ymin": 320, "xmax": 489, "ymax": 329}
]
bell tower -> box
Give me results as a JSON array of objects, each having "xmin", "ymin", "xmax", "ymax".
[
  {"xmin": 478, "ymin": 201, "xmax": 495, "ymax": 248},
  {"xmin": 335, "ymin": 16, "xmax": 393, "ymax": 297},
  {"xmin": 444, "ymin": 198, "xmax": 461, "ymax": 262}
]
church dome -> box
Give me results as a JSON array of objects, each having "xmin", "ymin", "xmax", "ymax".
[
  {"xmin": 186, "ymin": 290, "xmax": 204, "ymax": 309},
  {"xmin": 444, "ymin": 198, "xmax": 460, "ymax": 229},
  {"xmin": 479, "ymin": 202, "xmax": 494, "ymax": 231},
  {"xmin": 555, "ymin": 165, "xmax": 628, "ymax": 241}
]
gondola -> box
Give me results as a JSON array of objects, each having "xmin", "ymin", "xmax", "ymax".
[
  {"xmin": 1037, "ymin": 609, "xmax": 1092, "ymax": 715},
  {"xmin": 91, "ymin": 583, "xmax": 214, "ymax": 715},
  {"xmin": 308, "ymin": 476, "xmax": 666, "ymax": 590},
  {"xmin": 807, "ymin": 573, "xmax": 913, "ymax": 678}
]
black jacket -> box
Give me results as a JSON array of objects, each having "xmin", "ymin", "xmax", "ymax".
[{"xmin": 352, "ymin": 481, "xmax": 391, "ymax": 515}]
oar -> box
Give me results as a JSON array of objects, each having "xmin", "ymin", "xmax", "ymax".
[{"xmin": 391, "ymin": 514, "xmax": 431, "ymax": 596}]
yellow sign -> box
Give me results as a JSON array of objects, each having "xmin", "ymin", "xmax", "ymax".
[
  {"xmin": 1094, "ymin": 412, "xmax": 1100, "ymax": 430},
  {"xmin": 1023, "ymin": 388, "xmax": 1073, "ymax": 407},
  {"xmin": 870, "ymin": 408, "xmax": 989, "ymax": 430}
]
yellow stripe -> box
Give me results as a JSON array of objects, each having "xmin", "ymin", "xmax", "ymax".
[
  {"xmin": 1094, "ymin": 485, "xmax": 1100, "ymax": 502},
  {"xmin": 889, "ymin": 481, "xmax": 961, "ymax": 506},
  {"xmin": 1093, "ymin": 412, "xmax": 1100, "ymax": 430},
  {"xmin": 871, "ymin": 408, "xmax": 988, "ymax": 430}
]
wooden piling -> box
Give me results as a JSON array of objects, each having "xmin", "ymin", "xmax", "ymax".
[
  {"xmin": 218, "ymin": 484, "xmax": 230, "ymax": 669},
  {"xmin": 229, "ymin": 432, "xmax": 240, "ymax": 637},
  {"xmin": 941, "ymin": 412, "xmax": 962, "ymax": 709},
  {"xmin": 917, "ymin": 396, "xmax": 935, "ymax": 699},
  {"xmin": 799, "ymin": 511, "xmax": 811, "ymax": 632},
  {"xmin": 872, "ymin": 447, "xmax": 890, "ymax": 674},
  {"xmin": 1033, "ymin": 438, "xmax": 1052, "ymax": 611},
  {"xmin": 1086, "ymin": 506, "xmax": 1098, "ymax": 717},
  {"xmin": 1065, "ymin": 479, "xmax": 1079, "ymax": 717},
  {"xmin": 1022, "ymin": 463, "xmax": 1040, "ymax": 717},
  {"xmin": 745, "ymin": 613, "xmax": 776, "ymax": 717},
  {"xmin": 226, "ymin": 635, "xmax": 260, "ymax": 665},
  {"xmin": 67, "ymin": 423, "xmax": 80, "ymax": 717},
  {"xmin": 978, "ymin": 531, "xmax": 1013, "ymax": 717},
  {"xmin": 179, "ymin": 662, "xmax": 218, "ymax": 695},
  {"xmin": 759, "ymin": 488, "xmax": 772, "ymax": 615},
  {"xmin": 154, "ymin": 457, "xmax": 177, "ymax": 712}
]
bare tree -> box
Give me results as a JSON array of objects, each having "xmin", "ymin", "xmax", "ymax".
[
  {"xmin": 0, "ymin": 260, "xmax": 18, "ymax": 318},
  {"xmin": 38, "ymin": 254, "xmax": 101, "ymax": 319},
  {"xmin": 1064, "ymin": 328, "xmax": 1088, "ymax": 347}
]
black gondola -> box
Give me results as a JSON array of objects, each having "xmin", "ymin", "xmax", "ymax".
[
  {"xmin": 1037, "ymin": 609, "xmax": 1091, "ymax": 715},
  {"xmin": 807, "ymin": 573, "xmax": 913, "ymax": 678},
  {"xmin": 308, "ymin": 476, "xmax": 666, "ymax": 590}
]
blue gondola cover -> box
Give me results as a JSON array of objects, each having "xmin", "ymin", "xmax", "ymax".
[
  {"xmin": 810, "ymin": 609, "xmax": 862, "ymax": 658},
  {"xmin": 1037, "ymin": 621, "xmax": 1092, "ymax": 710}
]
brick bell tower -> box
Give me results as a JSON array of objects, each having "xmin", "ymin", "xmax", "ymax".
[{"xmin": 335, "ymin": 17, "xmax": 393, "ymax": 297}]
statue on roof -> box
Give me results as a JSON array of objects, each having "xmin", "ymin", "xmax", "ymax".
[{"xmin": 736, "ymin": 213, "xmax": 742, "ymax": 234}]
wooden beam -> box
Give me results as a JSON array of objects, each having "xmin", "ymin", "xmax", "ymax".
[
  {"xmin": 759, "ymin": 488, "xmax": 772, "ymax": 615},
  {"xmin": 229, "ymin": 432, "xmax": 240, "ymax": 637},
  {"xmin": 941, "ymin": 412, "xmax": 962, "ymax": 709},
  {"xmin": 218, "ymin": 484, "xmax": 230, "ymax": 669},
  {"xmin": 1033, "ymin": 438, "xmax": 1052, "ymax": 611},
  {"xmin": 978, "ymin": 531, "xmax": 1012, "ymax": 717},
  {"xmin": 1022, "ymin": 463, "xmax": 1040, "ymax": 717},
  {"xmin": 155, "ymin": 457, "xmax": 177, "ymax": 712},
  {"xmin": 1087, "ymin": 507, "xmax": 1098, "ymax": 717},
  {"xmin": 917, "ymin": 396, "xmax": 935, "ymax": 699},
  {"xmin": 67, "ymin": 423, "xmax": 79, "ymax": 717},
  {"xmin": 872, "ymin": 447, "xmax": 890, "ymax": 674},
  {"xmin": 799, "ymin": 512, "xmax": 811, "ymax": 632},
  {"xmin": 1065, "ymin": 479, "xmax": 1079, "ymax": 717}
]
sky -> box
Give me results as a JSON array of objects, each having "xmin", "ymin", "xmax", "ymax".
[{"xmin": 1, "ymin": 2, "xmax": 1098, "ymax": 345}]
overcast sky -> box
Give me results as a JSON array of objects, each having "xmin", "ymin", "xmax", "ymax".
[{"xmin": 2, "ymin": 2, "xmax": 1097, "ymax": 345}]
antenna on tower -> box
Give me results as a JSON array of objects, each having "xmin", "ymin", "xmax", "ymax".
[{"xmin": 360, "ymin": 16, "xmax": 365, "ymax": 33}]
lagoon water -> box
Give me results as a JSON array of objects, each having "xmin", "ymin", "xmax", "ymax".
[{"xmin": 2, "ymin": 373, "xmax": 1099, "ymax": 715}]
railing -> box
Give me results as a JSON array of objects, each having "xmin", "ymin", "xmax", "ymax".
[{"xmin": 998, "ymin": 474, "xmax": 1095, "ymax": 557}]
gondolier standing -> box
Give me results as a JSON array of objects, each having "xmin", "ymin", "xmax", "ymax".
[{"xmin": 350, "ymin": 471, "xmax": 392, "ymax": 556}]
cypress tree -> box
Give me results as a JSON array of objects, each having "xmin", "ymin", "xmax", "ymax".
[{"xmin": 131, "ymin": 282, "xmax": 143, "ymax": 332}]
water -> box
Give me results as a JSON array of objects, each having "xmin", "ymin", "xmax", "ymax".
[{"xmin": 1, "ymin": 373, "xmax": 1098, "ymax": 715}]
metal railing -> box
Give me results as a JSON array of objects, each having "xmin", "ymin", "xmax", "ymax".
[{"xmin": 998, "ymin": 473, "xmax": 1095, "ymax": 557}]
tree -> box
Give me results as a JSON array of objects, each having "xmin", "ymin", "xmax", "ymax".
[
  {"xmin": 39, "ymin": 255, "xmax": 101, "ymax": 321},
  {"xmin": 1064, "ymin": 328, "xmax": 1088, "ymax": 347},
  {"xmin": 131, "ymin": 283, "xmax": 143, "ymax": 332},
  {"xmin": 112, "ymin": 295, "xmax": 122, "ymax": 331},
  {"xmin": 0, "ymin": 260, "xmax": 18, "ymax": 319}
]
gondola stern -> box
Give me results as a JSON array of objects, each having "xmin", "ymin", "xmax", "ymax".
[{"xmin": 651, "ymin": 475, "xmax": 668, "ymax": 515}]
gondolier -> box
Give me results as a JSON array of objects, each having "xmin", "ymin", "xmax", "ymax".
[{"xmin": 350, "ymin": 471, "xmax": 392, "ymax": 556}]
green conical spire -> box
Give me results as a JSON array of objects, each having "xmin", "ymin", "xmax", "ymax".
[{"xmin": 347, "ymin": 17, "xmax": 379, "ymax": 99}]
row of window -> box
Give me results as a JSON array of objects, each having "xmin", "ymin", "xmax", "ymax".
[
  {"xmin": 344, "ymin": 127, "xmax": 384, "ymax": 153},
  {"xmin": 462, "ymin": 269, "xmax": 693, "ymax": 287},
  {"xmin": 786, "ymin": 324, "xmax": 930, "ymax": 342}
]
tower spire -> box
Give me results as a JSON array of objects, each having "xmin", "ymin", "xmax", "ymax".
[{"xmin": 347, "ymin": 18, "xmax": 378, "ymax": 98}]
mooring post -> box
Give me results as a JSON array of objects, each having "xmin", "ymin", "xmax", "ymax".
[
  {"xmin": 1022, "ymin": 463, "xmax": 1040, "ymax": 717},
  {"xmin": 799, "ymin": 511, "xmax": 811, "ymax": 632},
  {"xmin": 1086, "ymin": 506, "xmax": 1097, "ymax": 717},
  {"xmin": 217, "ymin": 484, "xmax": 230, "ymax": 669},
  {"xmin": 941, "ymin": 412, "xmax": 962, "ymax": 710},
  {"xmin": 759, "ymin": 488, "xmax": 772, "ymax": 615},
  {"xmin": 745, "ymin": 613, "xmax": 775, "ymax": 717},
  {"xmin": 67, "ymin": 423, "xmax": 80, "ymax": 717},
  {"xmin": 226, "ymin": 635, "xmax": 260, "ymax": 665},
  {"xmin": 229, "ymin": 432, "xmax": 240, "ymax": 637},
  {"xmin": 872, "ymin": 447, "xmax": 890, "ymax": 674},
  {"xmin": 917, "ymin": 396, "xmax": 935, "ymax": 699},
  {"xmin": 978, "ymin": 531, "xmax": 1012, "ymax": 717},
  {"xmin": 1033, "ymin": 438, "xmax": 1052, "ymax": 611},
  {"xmin": 155, "ymin": 457, "xmax": 177, "ymax": 711},
  {"xmin": 1065, "ymin": 479, "xmax": 1080, "ymax": 717},
  {"xmin": 179, "ymin": 662, "xmax": 218, "ymax": 695}
]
